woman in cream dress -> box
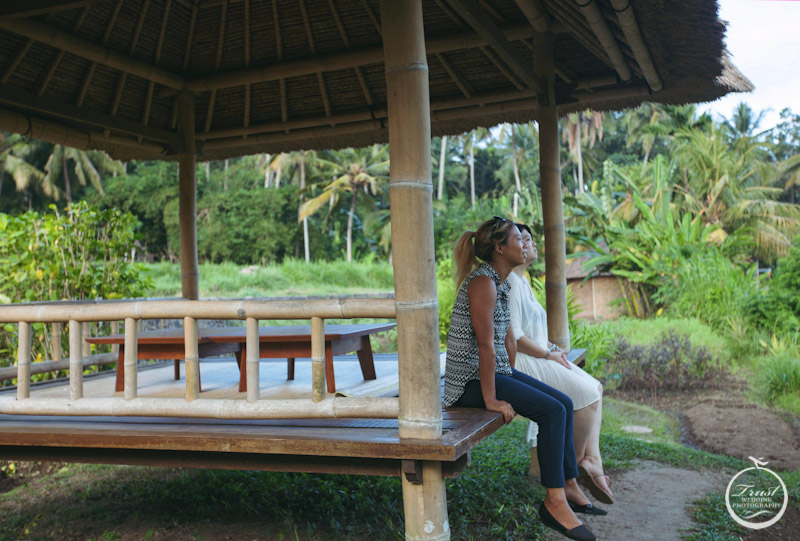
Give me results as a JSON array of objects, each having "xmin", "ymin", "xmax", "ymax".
[{"xmin": 508, "ymin": 224, "xmax": 613, "ymax": 504}]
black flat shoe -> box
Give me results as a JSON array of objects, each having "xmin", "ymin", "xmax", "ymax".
[
  {"xmin": 569, "ymin": 502, "xmax": 608, "ymax": 516},
  {"xmin": 539, "ymin": 502, "xmax": 596, "ymax": 541}
]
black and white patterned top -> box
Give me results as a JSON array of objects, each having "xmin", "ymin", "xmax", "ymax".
[{"xmin": 443, "ymin": 262, "xmax": 513, "ymax": 407}]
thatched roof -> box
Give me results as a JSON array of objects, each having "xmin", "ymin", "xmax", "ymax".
[{"xmin": 0, "ymin": 0, "xmax": 751, "ymax": 161}]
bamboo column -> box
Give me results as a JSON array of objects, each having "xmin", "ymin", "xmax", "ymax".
[
  {"xmin": 311, "ymin": 316, "xmax": 325, "ymax": 402},
  {"xmin": 123, "ymin": 317, "xmax": 138, "ymax": 399},
  {"xmin": 245, "ymin": 317, "xmax": 259, "ymax": 402},
  {"xmin": 533, "ymin": 31, "xmax": 570, "ymax": 351},
  {"xmin": 81, "ymin": 321, "xmax": 91, "ymax": 357},
  {"xmin": 177, "ymin": 91, "xmax": 199, "ymax": 300},
  {"xmin": 69, "ymin": 320, "xmax": 83, "ymax": 400},
  {"xmin": 381, "ymin": 1, "xmax": 448, "ymax": 539},
  {"xmin": 184, "ymin": 316, "xmax": 200, "ymax": 401},
  {"xmin": 50, "ymin": 322, "xmax": 62, "ymax": 361},
  {"xmin": 110, "ymin": 320, "xmax": 119, "ymax": 355},
  {"xmin": 16, "ymin": 322, "xmax": 31, "ymax": 400}
]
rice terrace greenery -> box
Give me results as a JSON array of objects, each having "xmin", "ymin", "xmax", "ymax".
[{"xmin": 1, "ymin": 102, "xmax": 799, "ymax": 538}]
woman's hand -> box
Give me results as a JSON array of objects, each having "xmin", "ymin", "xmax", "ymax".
[
  {"xmin": 547, "ymin": 350, "xmax": 572, "ymax": 370},
  {"xmin": 485, "ymin": 397, "xmax": 516, "ymax": 423}
]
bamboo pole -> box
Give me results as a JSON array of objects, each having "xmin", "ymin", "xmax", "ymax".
[
  {"xmin": 0, "ymin": 18, "xmax": 185, "ymax": 89},
  {"xmin": 573, "ymin": 0, "xmax": 631, "ymax": 82},
  {"xmin": 311, "ymin": 316, "xmax": 326, "ymax": 403},
  {"xmin": 111, "ymin": 320, "xmax": 119, "ymax": 354},
  {"xmin": 50, "ymin": 322, "xmax": 62, "ymax": 361},
  {"xmin": 608, "ymin": 0, "xmax": 662, "ymax": 92},
  {"xmin": 69, "ymin": 319, "xmax": 83, "ymax": 400},
  {"xmin": 0, "ymin": 396, "xmax": 400, "ymax": 419},
  {"xmin": 16, "ymin": 322, "xmax": 31, "ymax": 400},
  {"xmin": 184, "ymin": 22, "xmax": 538, "ymax": 92},
  {"xmin": 0, "ymin": 353, "xmax": 118, "ymax": 382},
  {"xmin": 123, "ymin": 317, "xmax": 137, "ymax": 399},
  {"xmin": 81, "ymin": 321, "xmax": 91, "ymax": 357},
  {"xmin": 177, "ymin": 92, "xmax": 199, "ymax": 300},
  {"xmin": 0, "ymin": 107, "xmax": 167, "ymax": 154},
  {"xmin": 0, "ymin": 297, "xmax": 397, "ymax": 323},
  {"xmin": 382, "ymin": 1, "xmax": 449, "ymax": 539},
  {"xmin": 184, "ymin": 316, "xmax": 199, "ymax": 401},
  {"xmin": 245, "ymin": 317, "xmax": 259, "ymax": 402},
  {"xmin": 534, "ymin": 31, "xmax": 570, "ymax": 351}
]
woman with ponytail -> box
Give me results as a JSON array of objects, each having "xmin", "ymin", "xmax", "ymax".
[{"xmin": 444, "ymin": 217, "xmax": 598, "ymax": 541}]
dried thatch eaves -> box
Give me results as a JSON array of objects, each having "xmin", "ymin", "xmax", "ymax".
[{"xmin": 0, "ymin": 0, "xmax": 751, "ymax": 161}]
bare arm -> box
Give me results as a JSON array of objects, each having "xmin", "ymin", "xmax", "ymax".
[
  {"xmin": 506, "ymin": 325, "xmax": 517, "ymax": 369},
  {"xmin": 468, "ymin": 276, "xmax": 516, "ymax": 423},
  {"xmin": 517, "ymin": 334, "xmax": 571, "ymax": 370}
]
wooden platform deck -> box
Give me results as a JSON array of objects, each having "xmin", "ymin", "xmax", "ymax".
[{"xmin": 0, "ymin": 355, "xmax": 504, "ymax": 481}]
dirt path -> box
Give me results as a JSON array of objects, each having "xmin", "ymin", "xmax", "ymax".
[{"xmin": 541, "ymin": 460, "xmax": 728, "ymax": 541}]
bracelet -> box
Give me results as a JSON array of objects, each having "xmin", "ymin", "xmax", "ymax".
[{"xmin": 548, "ymin": 343, "xmax": 559, "ymax": 353}]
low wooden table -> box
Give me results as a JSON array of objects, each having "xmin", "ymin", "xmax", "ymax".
[{"xmin": 86, "ymin": 323, "xmax": 396, "ymax": 394}]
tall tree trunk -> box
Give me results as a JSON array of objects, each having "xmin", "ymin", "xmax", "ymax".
[
  {"xmin": 346, "ymin": 190, "xmax": 357, "ymax": 262},
  {"xmin": 642, "ymin": 147, "xmax": 650, "ymax": 167},
  {"xmin": 576, "ymin": 113, "xmax": 584, "ymax": 193},
  {"xmin": 275, "ymin": 158, "xmax": 282, "ymax": 188},
  {"xmin": 206, "ymin": 162, "xmax": 211, "ymax": 183},
  {"xmin": 0, "ymin": 169, "xmax": 4, "ymax": 201},
  {"xmin": 469, "ymin": 133, "xmax": 476, "ymax": 209},
  {"xmin": 511, "ymin": 124, "xmax": 521, "ymax": 216},
  {"xmin": 264, "ymin": 153, "xmax": 271, "ymax": 188},
  {"xmin": 63, "ymin": 153, "xmax": 72, "ymax": 203},
  {"xmin": 300, "ymin": 153, "xmax": 310, "ymax": 262},
  {"xmin": 223, "ymin": 158, "xmax": 229, "ymax": 191},
  {"xmin": 437, "ymin": 135, "xmax": 447, "ymax": 200}
]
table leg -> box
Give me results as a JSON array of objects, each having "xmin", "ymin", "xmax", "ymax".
[
  {"xmin": 236, "ymin": 347, "xmax": 247, "ymax": 393},
  {"xmin": 114, "ymin": 346, "xmax": 125, "ymax": 392},
  {"xmin": 356, "ymin": 336, "xmax": 377, "ymax": 381},
  {"xmin": 174, "ymin": 360, "xmax": 180, "ymax": 380},
  {"xmin": 325, "ymin": 344, "xmax": 335, "ymax": 394},
  {"xmin": 287, "ymin": 358, "xmax": 295, "ymax": 380}
]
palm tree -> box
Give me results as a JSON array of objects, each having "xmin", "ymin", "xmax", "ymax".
[
  {"xmin": 674, "ymin": 125, "xmax": 800, "ymax": 262},
  {"xmin": 299, "ymin": 145, "xmax": 389, "ymax": 262},
  {"xmin": 0, "ymin": 133, "xmax": 46, "ymax": 202},
  {"xmin": 563, "ymin": 110, "xmax": 604, "ymax": 192},
  {"xmin": 42, "ymin": 144, "xmax": 122, "ymax": 203}
]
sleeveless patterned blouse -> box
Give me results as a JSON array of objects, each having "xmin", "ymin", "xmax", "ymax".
[{"xmin": 443, "ymin": 262, "xmax": 513, "ymax": 407}]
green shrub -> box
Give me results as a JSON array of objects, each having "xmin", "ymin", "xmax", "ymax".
[
  {"xmin": 759, "ymin": 355, "xmax": 800, "ymax": 402},
  {"xmin": 571, "ymin": 321, "xmax": 616, "ymax": 377},
  {"xmin": 437, "ymin": 257, "xmax": 456, "ymax": 348},
  {"xmin": 604, "ymin": 316, "xmax": 731, "ymax": 366},
  {"xmin": 0, "ymin": 202, "xmax": 151, "ymax": 373},
  {"xmin": 606, "ymin": 331, "xmax": 726, "ymax": 395}
]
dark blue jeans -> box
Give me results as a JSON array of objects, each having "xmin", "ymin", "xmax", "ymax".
[{"xmin": 453, "ymin": 368, "xmax": 578, "ymax": 488}]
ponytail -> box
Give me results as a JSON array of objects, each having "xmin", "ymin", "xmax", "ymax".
[{"xmin": 454, "ymin": 231, "xmax": 478, "ymax": 288}]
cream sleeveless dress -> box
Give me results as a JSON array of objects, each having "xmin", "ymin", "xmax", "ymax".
[{"xmin": 507, "ymin": 271, "xmax": 602, "ymax": 446}]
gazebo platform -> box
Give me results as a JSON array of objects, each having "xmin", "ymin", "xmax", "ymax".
[{"xmin": 0, "ymin": 356, "xmax": 503, "ymax": 480}]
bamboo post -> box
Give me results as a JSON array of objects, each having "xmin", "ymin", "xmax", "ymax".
[
  {"xmin": 184, "ymin": 316, "xmax": 199, "ymax": 401},
  {"xmin": 245, "ymin": 317, "xmax": 259, "ymax": 402},
  {"xmin": 50, "ymin": 322, "xmax": 62, "ymax": 361},
  {"xmin": 16, "ymin": 322, "xmax": 31, "ymax": 400},
  {"xmin": 123, "ymin": 317, "xmax": 138, "ymax": 399},
  {"xmin": 381, "ymin": 1, "xmax": 448, "ymax": 539},
  {"xmin": 534, "ymin": 31, "xmax": 570, "ymax": 351},
  {"xmin": 69, "ymin": 319, "xmax": 83, "ymax": 400},
  {"xmin": 81, "ymin": 321, "xmax": 91, "ymax": 357},
  {"xmin": 111, "ymin": 320, "xmax": 119, "ymax": 354},
  {"xmin": 311, "ymin": 316, "xmax": 325, "ymax": 402},
  {"xmin": 177, "ymin": 91, "xmax": 199, "ymax": 300}
]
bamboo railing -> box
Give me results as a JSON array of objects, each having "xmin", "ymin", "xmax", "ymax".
[{"xmin": 0, "ymin": 297, "xmax": 398, "ymax": 419}]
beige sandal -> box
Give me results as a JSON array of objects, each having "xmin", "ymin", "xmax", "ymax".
[{"xmin": 578, "ymin": 465, "xmax": 614, "ymax": 504}]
